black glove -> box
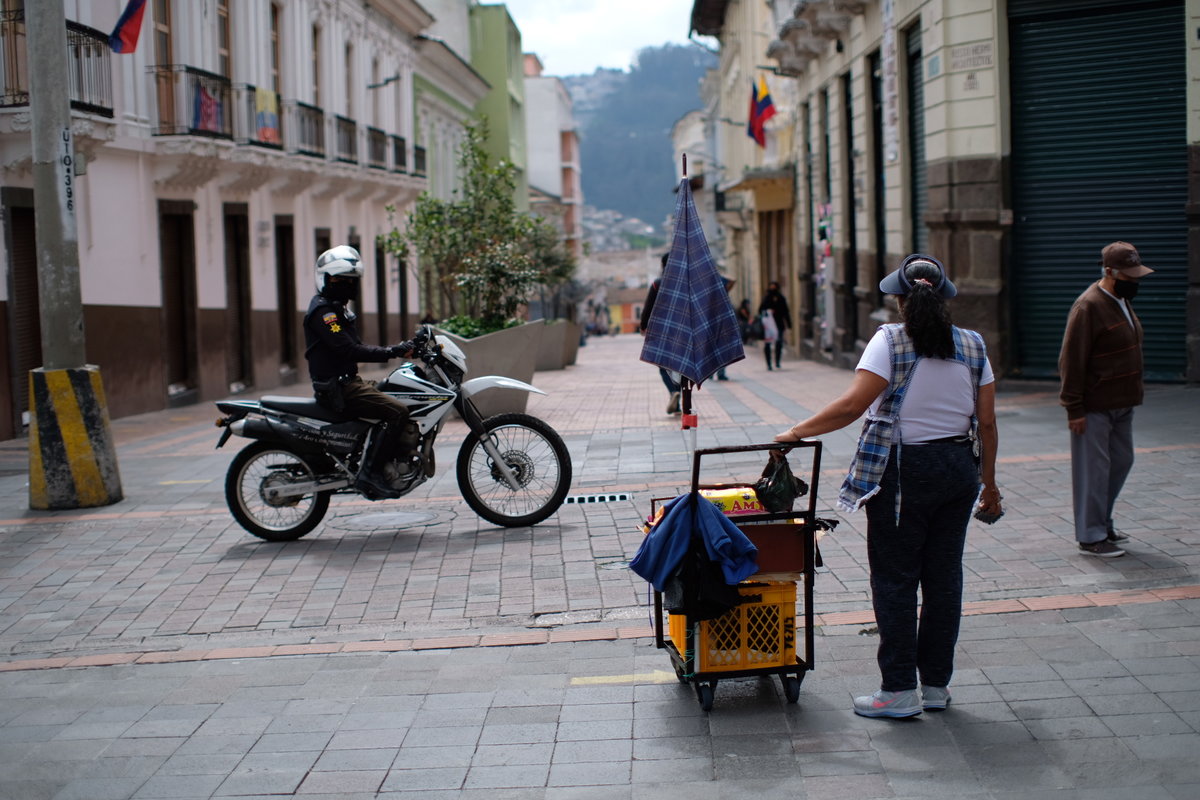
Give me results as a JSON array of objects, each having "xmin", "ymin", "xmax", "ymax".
[{"xmin": 388, "ymin": 340, "xmax": 415, "ymax": 358}]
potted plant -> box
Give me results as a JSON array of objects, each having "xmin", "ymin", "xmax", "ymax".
[{"xmin": 379, "ymin": 120, "xmax": 576, "ymax": 415}]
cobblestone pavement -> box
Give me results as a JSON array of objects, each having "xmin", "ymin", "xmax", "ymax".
[{"xmin": 0, "ymin": 334, "xmax": 1198, "ymax": 798}]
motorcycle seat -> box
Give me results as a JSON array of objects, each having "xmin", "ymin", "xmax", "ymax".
[{"xmin": 260, "ymin": 395, "xmax": 346, "ymax": 423}]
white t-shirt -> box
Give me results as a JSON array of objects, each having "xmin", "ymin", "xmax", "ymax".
[{"xmin": 856, "ymin": 328, "xmax": 995, "ymax": 443}]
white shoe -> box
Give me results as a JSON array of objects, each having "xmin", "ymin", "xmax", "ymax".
[
  {"xmin": 852, "ymin": 688, "xmax": 922, "ymax": 718},
  {"xmin": 921, "ymin": 685, "xmax": 951, "ymax": 711}
]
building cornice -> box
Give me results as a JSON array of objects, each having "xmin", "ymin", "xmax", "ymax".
[
  {"xmin": 690, "ymin": 0, "xmax": 730, "ymax": 37},
  {"xmin": 415, "ymin": 36, "xmax": 491, "ymax": 106},
  {"xmin": 367, "ymin": 0, "xmax": 435, "ymax": 36}
]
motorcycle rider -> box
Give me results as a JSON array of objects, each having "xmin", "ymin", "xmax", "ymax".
[{"xmin": 304, "ymin": 245, "xmax": 416, "ymax": 498}]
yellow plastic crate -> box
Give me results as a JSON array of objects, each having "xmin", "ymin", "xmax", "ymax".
[{"xmin": 668, "ymin": 581, "xmax": 797, "ymax": 672}]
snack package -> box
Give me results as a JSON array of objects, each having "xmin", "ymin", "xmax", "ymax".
[{"xmin": 700, "ymin": 488, "xmax": 767, "ymax": 517}]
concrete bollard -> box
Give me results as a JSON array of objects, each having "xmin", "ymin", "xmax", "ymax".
[{"xmin": 28, "ymin": 365, "xmax": 123, "ymax": 509}]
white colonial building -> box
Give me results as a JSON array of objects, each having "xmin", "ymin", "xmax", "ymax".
[{"xmin": 0, "ymin": 0, "xmax": 490, "ymax": 440}]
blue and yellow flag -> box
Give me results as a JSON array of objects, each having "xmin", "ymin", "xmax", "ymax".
[
  {"xmin": 255, "ymin": 88, "xmax": 281, "ymax": 145},
  {"xmin": 747, "ymin": 75, "xmax": 777, "ymax": 147}
]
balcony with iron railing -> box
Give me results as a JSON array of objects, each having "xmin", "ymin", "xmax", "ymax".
[
  {"xmin": 335, "ymin": 115, "xmax": 357, "ymax": 164},
  {"xmin": 390, "ymin": 134, "xmax": 407, "ymax": 173},
  {"xmin": 366, "ymin": 126, "xmax": 386, "ymax": 170},
  {"xmin": 233, "ymin": 83, "xmax": 282, "ymax": 148},
  {"xmin": 149, "ymin": 65, "xmax": 232, "ymax": 138},
  {"xmin": 285, "ymin": 100, "xmax": 325, "ymax": 158},
  {"xmin": 0, "ymin": 11, "xmax": 113, "ymax": 117},
  {"xmin": 413, "ymin": 145, "xmax": 426, "ymax": 177}
]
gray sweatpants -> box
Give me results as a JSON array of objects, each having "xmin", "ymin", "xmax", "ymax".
[{"xmin": 1070, "ymin": 407, "xmax": 1135, "ymax": 544}]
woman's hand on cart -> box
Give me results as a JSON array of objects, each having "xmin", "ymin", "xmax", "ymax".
[{"xmin": 773, "ymin": 426, "xmax": 806, "ymax": 445}]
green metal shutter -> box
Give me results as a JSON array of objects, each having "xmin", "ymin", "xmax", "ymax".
[
  {"xmin": 906, "ymin": 25, "xmax": 927, "ymax": 254},
  {"xmin": 1008, "ymin": 0, "xmax": 1187, "ymax": 380}
]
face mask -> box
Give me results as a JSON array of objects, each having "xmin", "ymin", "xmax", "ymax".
[
  {"xmin": 323, "ymin": 281, "xmax": 356, "ymax": 303},
  {"xmin": 1111, "ymin": 278, "xmax": 1139, "ymax": 300}
]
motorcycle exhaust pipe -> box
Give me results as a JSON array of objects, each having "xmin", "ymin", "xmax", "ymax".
[{"xmin": 229, "ymin": 417, "xmax": 288, "ymax": 445}]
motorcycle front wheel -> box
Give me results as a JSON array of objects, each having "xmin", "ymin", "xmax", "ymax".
[
  {"xmin": 456, "ymin": 413, "xmax": 572, "ymax": 528},
  {"xmin": 225, "ymin": 442, "xmax": 331, "ymax": 541}
]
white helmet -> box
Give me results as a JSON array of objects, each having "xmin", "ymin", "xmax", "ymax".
[{"xmin": 315, "ymin": 245, "xmax": 363, "ymax": 293}]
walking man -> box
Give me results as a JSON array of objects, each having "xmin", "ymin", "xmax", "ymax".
[{"xmin": 1058, "ymin": 241, "xmax": 1154, "ymax": 558}]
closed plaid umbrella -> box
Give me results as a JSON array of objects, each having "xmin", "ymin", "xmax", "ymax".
[{"xmin": 641, "ymin": 174, "xmax": 744, "ymax": 436}]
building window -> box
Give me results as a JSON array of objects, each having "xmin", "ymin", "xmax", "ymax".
[
  {"xmin": 269, "ymin": 4, "xmax": 281, "ymax": 93},
  {"xmin": 153, "ymin": 0, "xmax": 172, "ymax": 65},
  {"xmin": 371, "ymin": 57, "xmax": 380, "ymax": 125},
  {"xmin": 345, "ymin": 43, "xmax": 353, "ymax": 117},
  {"xmin": 311, "ymin": 25, "xmax": 320, "ymax": 106},
  {"xmin": 217, "ymin": 0, "xmax": 231, "ymax": 78}
]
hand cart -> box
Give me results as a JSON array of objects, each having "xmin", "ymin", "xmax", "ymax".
[{"xmin": 650, "ymin": 441, "xmax": 823, "ymax": 712}]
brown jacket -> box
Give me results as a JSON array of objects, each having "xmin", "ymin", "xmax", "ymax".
[{"xmin": 1058, "ymin": 281, "xmax": 1144, "ymax": 419}]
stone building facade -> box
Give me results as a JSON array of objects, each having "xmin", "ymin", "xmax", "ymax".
[{"xmin": 691, "ymin": 0, "xmax": 1199, "ymax": 382}]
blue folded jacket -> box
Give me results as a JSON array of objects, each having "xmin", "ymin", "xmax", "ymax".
[{"xmin": 629, "ymin": 492, "xmax": 759, "ymax": 591}]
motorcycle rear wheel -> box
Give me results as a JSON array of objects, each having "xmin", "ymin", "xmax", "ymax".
[
  {"xmin": 456, "ymin": 413, "xmax": 571, "ymax": 528},
  {"xmin": 225, "ymin": 442, "xmax": 331, "ymax": 541}
]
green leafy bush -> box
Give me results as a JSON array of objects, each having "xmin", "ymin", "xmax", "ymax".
[
  {"xmin": 437, "ymin": 314, "xmax": 523, "ymax": 339},
  {"xmin": 378, "ymin": 119, "xmax": 576, "ymax": 334}
]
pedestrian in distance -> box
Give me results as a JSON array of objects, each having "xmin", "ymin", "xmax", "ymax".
[
  {"xmin": 714, "ymin": 275, "xmax": 736, "ymax": 381},
  {"xmin": 640, "ymin": 253, "xmax": 682, "ymax": 415},
  {"xmin": 760, "ymin": 308, "xmax": 779, "ymax": 371},
  {"xmin": 775, "ymin": 253, "xmax": 1001, "ymax": 719},
  {"xmin": 736, "ymin": 299, "xmax": 754, "ymax": 343},
  {"xmin": 758, "ymin": 281, "xmax": 792, "ymax": 369},
  {"xmin": 1058, "ymin": 241, "xmax": 1154, "ymax": 558}
]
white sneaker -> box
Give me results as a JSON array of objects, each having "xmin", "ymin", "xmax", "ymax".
[
  {"xmin": 921, "ymin": 685, "xmax": 951, "ymax": 711},
  {"xmin": 852, "ymin": 688, "xmax": 922, "ymax": 718}
]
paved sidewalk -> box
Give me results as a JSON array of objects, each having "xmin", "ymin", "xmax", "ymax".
[{"xmin": 0, "ymin": 334, "xmax": 1198, "ymax": 798}]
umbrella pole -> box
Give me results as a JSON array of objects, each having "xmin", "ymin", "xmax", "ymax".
[{"xmin": 680, "ymin": 378, "xmax": 698, "ymax": 461}]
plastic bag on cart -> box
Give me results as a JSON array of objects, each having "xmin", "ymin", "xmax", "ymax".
[{"xmin": 752, "ymin": 450, "xmax": 809, "ymax": 513}]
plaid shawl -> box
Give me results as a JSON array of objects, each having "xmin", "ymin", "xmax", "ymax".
[{"xmin": 838, "ymin": 324, "xmax": 988, "ymax": 514}]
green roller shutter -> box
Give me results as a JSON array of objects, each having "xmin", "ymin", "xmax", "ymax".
[
  {"xmin": 1008, "ymin": 0, "xmax": 1187, "ymax": 381},
  {"xmin": 906, "ymin": 24, "xmax": 927, "ymax": 255}
]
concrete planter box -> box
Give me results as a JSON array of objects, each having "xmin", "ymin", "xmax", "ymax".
[
  {"xmin": 563, "ymin": 320, "xmax": 582, "ymax": 366},
  {"xmin": 440, "ymin": 321, "xmax": 543, "ymax": 418},
  {"xmin": 535, "ymin": 320, "xmax": 570, "ymax": 372}
]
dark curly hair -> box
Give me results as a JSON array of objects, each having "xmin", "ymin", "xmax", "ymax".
[{"xmin": 899, "ymin": 260, "xmax": 954, "ymax": 359}]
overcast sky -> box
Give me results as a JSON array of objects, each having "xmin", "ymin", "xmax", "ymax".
[{"xmin": 501, "ymin": 0, "xmax": 705, "ymax": 77}]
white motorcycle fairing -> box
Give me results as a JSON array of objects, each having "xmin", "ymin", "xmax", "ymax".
[{"xmin": 460, "ymin": 375, "xmax": 547, "ymax": 400}]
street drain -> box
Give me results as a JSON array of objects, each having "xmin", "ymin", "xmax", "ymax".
[{"xmin": 565, "ymin": 493, "xmax": 631, "ymax": 504}]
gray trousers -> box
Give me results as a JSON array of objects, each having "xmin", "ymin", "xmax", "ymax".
[{"xmin": 1070, "ymin": 408, "xmax": 1135, "ymax": 544}]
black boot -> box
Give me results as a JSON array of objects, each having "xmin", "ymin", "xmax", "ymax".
[{"xmin": 356, "ymin": 423, "xmax": 403, "ymax": 499}]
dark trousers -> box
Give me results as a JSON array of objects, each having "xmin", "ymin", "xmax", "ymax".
[
  {"xmin": 864, "ymin": 441, "xmax": 979, "ymax": 691},
  {"xmin": 339, "ymin": 377, "xmax": 410, "ymax": 474},
  {"xmin": 340, "ymin": 376, "xmax": 408, "ymax": 423},
  {"xmin": 658, "ymin": 368, "xmax": 680, "ymax": 394},
  {"xmin": 764, "ymin": 339, "xmax": 782, "ymax": 368}
]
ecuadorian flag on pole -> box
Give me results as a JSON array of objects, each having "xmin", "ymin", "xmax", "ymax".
[
  {"xmin": 109, "ymin": 0, "xmax": 147, "ymax": 54},
  {"xmin": 747, "ymin": 75, "xmax": 777, "ymax": 148}
]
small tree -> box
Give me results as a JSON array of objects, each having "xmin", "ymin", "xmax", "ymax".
[{"xmin": 379, "ymin": 118, "xmax": 574, "ymax": 335}]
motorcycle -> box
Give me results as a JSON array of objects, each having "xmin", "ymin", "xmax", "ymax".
[{"xmin": 213, "ymin": 326, "xmax": 572, "ymax": 541}]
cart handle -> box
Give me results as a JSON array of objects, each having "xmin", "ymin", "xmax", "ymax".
[{"xmin": 690, "ymin": 441, "xmax": 823, "ymax": 522}]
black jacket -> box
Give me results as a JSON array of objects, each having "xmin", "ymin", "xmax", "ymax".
[
  {"xmin": 639, "ymin": 278, "xmax": 661, "ymax": 333},
  {"xmin": 758, "ymin": 289, "xmax": 792, "ymax": 332},
  {"xmin": 303, "ymin": 294, "xmax": 391, "ymax": 381}
]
